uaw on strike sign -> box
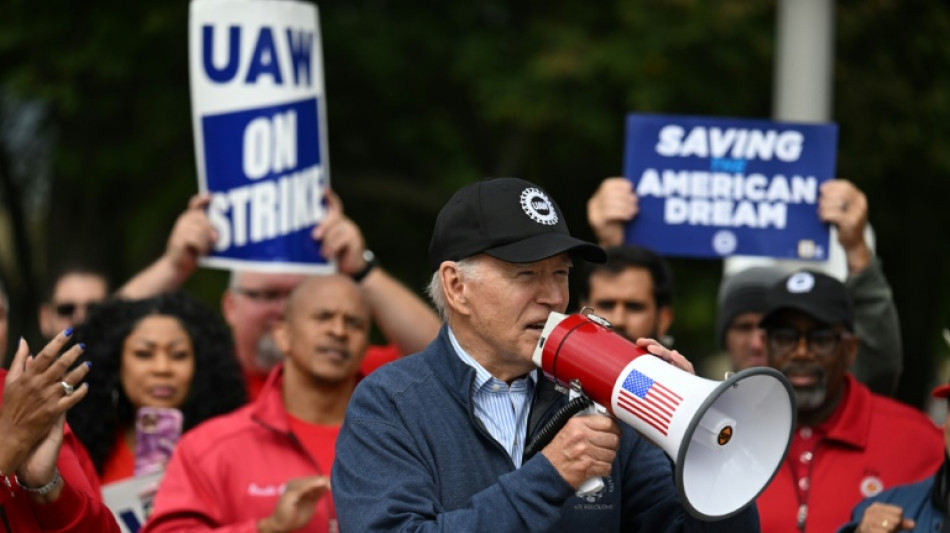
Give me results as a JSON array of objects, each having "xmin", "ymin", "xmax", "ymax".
[
  {"xmin": 623, "ymin": 114, "xmax": 838, "ymax": 261},
  {"xmin": 189, "ymin": 0, "xmax": 331, "ymax": 273}
]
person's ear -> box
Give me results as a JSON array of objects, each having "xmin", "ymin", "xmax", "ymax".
[
  {"xmin": 220, "ymin": 289, "xmax": 239, "ymax": 329},
  {"xmin": 273, "ymin": 320, "xmax": 291, "ymax": 355},
  {"xmin": 657, "ymin": 306, "xmax": 674, "ymax": 339},
  {"xmin": 844, "ymin": 331, "xmax": 859, "ymax": 368},
  {"xmin": 440, "ymin": 262, "xmax": 471, "ymax": 316}
]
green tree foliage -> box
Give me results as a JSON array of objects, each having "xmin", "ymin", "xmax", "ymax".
[{"xmin": 0, "ymin": 0, "xmax": 947, "ymax": 408}]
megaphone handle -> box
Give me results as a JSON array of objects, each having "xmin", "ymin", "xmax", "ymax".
[
  {"xmin": 569, "ymin": 391, "xmax": 607, "ymax": 497},
  {"xmin": 576, "ymin": 475, "xmax": 605, "ymax": 497}
]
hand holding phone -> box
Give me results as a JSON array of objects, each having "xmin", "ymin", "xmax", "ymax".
[{"xmin": 134, "ymin": 407, "xmax": 183, "ymax": 477}]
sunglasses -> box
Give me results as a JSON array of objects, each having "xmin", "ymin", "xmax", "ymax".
[{"xmin": 53, "ymin": 302, "xmax": 89, "ymax": 318}]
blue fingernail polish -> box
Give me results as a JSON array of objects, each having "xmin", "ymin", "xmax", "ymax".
[
  {"xmin": 79, "ymin": 342, "xmax": 86, "ymax": 350},
  {"xmin": 85, "ymin": 361, "xmax": 92, "ymax": 368},
  {"xmin": 64, "ymin": 327, "xmax": 73, "ymax": 337}
]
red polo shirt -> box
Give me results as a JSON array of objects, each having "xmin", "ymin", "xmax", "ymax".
[{"xmin": 756, "ymin": 373, "xmax": 943, "ymax": 532}]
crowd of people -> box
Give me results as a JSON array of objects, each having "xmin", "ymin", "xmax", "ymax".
[{"xmin": 0, "ymin": 173, "xmax": 945, "ymax": 533}]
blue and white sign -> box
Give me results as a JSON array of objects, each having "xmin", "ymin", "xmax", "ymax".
[
  {"xmin": 189, "ymin": 0, "xmax": 332, "ymax": 273},
  {"xmin": 102, "ymin": 471, "xmax": 164, "ymax": 533},
  {"xmin": 623, "ymin": 114, "xmax": 838, "ymax": 260}
]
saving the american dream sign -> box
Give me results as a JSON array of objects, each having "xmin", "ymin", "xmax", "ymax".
[
  {"xmin": 622, "ymin": 114, "xmax": 838, "ymax": 261},
  {"xmin": 189, "ymin": 0, "xmax": 332, "ymax": 273}
]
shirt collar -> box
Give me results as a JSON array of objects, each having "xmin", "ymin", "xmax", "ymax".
[{"xmin": 447, "ymin": 327, "xmax": 538, "ymax": 390}]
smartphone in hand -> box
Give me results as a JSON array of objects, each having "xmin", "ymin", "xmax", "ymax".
[{"xmin": 134, "ymin": 407, "xmax": 183, "ymax": 477}]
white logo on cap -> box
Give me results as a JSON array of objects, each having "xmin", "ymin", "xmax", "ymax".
[
  {"xmin": 520, "ymin": 188, "xmax": 558, "ymax": 225},
  {"xmin": 786, "ymin": 272, "xmax": 815, "ymax": 293}
]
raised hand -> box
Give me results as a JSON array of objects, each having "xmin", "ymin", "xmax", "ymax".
[
  {"xmin": 818, "ymin": 179, "xmax": 871, "ymax": 274},
  {"xmin": 166, "ymin": 193, "xmax": 217, "ymax": 276},
  {"xmin": 586, "ymin": 177, "xmax": 639, "ymax": 247},
  {"xmin": 312, "ymin": 189, "xmax": 367, "ymax": 276},
  {"xmin": 0, "ymin": 332, "xmax": 89, "ymax": 486}
]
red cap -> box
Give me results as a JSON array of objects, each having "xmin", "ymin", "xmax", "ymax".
[{"xmin": 932, "ymin": 383, "xmax": 950, "ymax": 398}]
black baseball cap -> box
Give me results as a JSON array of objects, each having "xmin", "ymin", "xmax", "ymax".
[
  {"xmin": 428, "ymin": 178, "xmax": 606, "ymax": 270},
  {"xmin": 759, "ymin": 270, "xmax": 854, "ymax": 331}
]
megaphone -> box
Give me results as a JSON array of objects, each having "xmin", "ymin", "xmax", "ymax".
[{"xmin": 532, "ymin": 311, "xmax": 795, "ymax": 521}]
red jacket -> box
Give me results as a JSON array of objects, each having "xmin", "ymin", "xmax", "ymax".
[
  {"xmin": 142, "ymin": 365, "xmax": 337, "ymax": 533},
  {"xmin": 757, "ymin": 374, "xmax": 943, "ymax": 532},
  {"xmin": 0, "ymin": 369, "xmax": 120, "ymax": 533}
]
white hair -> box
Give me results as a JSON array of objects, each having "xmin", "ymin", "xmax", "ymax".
[{"xmin": 426, "ymin": 257, "xmax": 482, "ymax": 321}]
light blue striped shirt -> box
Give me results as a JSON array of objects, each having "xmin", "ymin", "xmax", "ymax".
[{"xmin": 448, "ymin": 328, "xmax": 536, "ymax": 467}]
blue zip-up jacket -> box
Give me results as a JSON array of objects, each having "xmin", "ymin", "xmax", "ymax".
[
  {"xmin": 332, "ymin": 326, "xmax": 760, "ymax": 532},
  {"xmin": 837, "ymin": 464, "xmax": 948, "ymax": 533}
]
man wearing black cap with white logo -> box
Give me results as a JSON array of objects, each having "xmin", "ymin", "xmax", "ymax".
[
  {"xmin": 332, "ymin": 178, "xmax": 759, "ymax": 531},
  {"xmin": 754, "ymin": 270, "xmax": 943, "ymax": 533}
]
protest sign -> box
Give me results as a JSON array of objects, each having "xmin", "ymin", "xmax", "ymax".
[
  {"xmin": 189, "ymin": 0, "xmax": 332, "ymax": 273},
  {"xmin": 623, "ymin": 114, "xmax": 838, "ymax": 260},
  {"xmin": 102, "ymin": 471, "xmax": 164, "ymax": 533}
]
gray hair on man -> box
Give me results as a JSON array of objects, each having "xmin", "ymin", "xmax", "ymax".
[{"xmin": 426, "ymin": 257, "xmax": 481, "ymax": 322}]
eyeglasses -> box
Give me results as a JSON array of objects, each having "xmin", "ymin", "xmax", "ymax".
[
  {"xmin": 766, "ymin": 327, "xmax": 843, "ymax": 356},
  {"xmin": 54, "ymin": 302, "xmax": 88, "ymax": 318},
  {"xmin": 232, "ymin": 287, "xmax": 291, "ymax": 303}
]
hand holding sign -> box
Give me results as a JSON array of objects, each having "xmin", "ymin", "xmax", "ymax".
[
  {"xmin": 586, "ymin": 177, "xmax": 639, "ymax": 247},
  {"xmin": 312, "ymin": 190, "xmax": 368, "ymax": 276},
  {"xmin": 818, "ymin": 179, "xmax": 872, "ymax": 274},
  {"xmin": 166, "ymin": 194, "xmax": 218, "ymax": 277}
]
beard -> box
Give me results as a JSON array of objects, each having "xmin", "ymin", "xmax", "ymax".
[
  {"xmin": 793, "ymin": 383, "xmax": 828, "ymax": 412},
  {"xmin": 254, "ymin": 332, "xmax": 284, "ymax": 371},
  {"xmin": 783, "ymin": 364, "xmax": 828, "ymax": 412}
]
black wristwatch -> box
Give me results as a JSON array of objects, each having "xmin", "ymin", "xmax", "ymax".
[{"xmin": 352, "ymin": 249, "xmax": 378, "ymax": 283}]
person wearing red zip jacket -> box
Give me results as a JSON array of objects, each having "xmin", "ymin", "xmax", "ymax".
[
  {"xmin": 143, "ymin": 273, "xmax": 378, "ymax": 533},
  {"xmin": 0, "ymin": 330, "xmax": 119, "ymax": 533}
]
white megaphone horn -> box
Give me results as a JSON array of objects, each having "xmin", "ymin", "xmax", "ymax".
[{"xmin": 532, "ymin": 311, "xmax": 795, "ymax": 521}]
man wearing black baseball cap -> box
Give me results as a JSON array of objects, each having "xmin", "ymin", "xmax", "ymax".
[
  {"xmin": 754, "ymin": 270, "xmax": 943, "ymax": 533},
  {"xmin": 332, "ymin": 177, "xmax": 759, "ymax": 531}
]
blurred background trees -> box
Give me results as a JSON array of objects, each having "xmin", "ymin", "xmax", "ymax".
[{"xmin": 1, "ymin": 0, "xmax": 947, "ymax": 409}]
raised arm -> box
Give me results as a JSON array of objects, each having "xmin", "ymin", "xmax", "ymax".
[
  {"xmin": 586, "ymin": 177, "xmax": 639, "ymax": 247},
  {"xmin": 819, "ymin": 179, "xmax": 902, "ymax": 396},
  {"xmin": 315, "ymin": 191, "xmax": 440, "ymax": 355},
  {"xmin": 0, "ymin": 335, "xmax": 120, "ymax": 532},
  {"xmin": 116, "ymin": 194, "xmax": 217, "ymax": 299}
]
